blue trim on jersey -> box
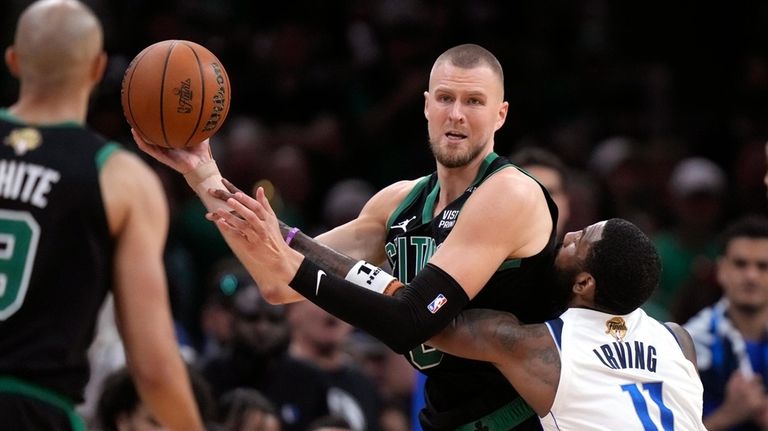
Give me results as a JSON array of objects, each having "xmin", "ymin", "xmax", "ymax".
[
  {"xmin": 546, "ymin": 412, "xmax": 563, "ymax": 430},
  {"xmin": 546, "ymin": 318, "xmax": 564, "ymax": 350},
  {"xmin": 661, "ymin": 322, "xmax": 682, "ymax": 349}
]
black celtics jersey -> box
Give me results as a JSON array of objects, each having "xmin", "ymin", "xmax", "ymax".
[
  {"xmin": 384, "ymin": 152, "xmax": 560, "ymax": 430},
  {"xmin": 0, "ymin": 110, "xmax": 116, "ymax": 402}
]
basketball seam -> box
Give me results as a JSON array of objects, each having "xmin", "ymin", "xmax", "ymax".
[
  {"xmin": 182, "ymin": 41, "xmax": 206, "ymax": 148},
  {"xmin": 159, "ymin": 41, "xmax": 176, "ymax": 148},
  {"xmin": 124, "ymin": 48, "xmax": 152, "ymax": 143}
]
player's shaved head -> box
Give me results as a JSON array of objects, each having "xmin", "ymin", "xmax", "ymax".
[
  {"xmin": 430, "ymin": 43, "xmax": 505, "ymax": 98},
  {"xmin": 12, "ymin": 0, "xmax": 103, "ymax": 87}
]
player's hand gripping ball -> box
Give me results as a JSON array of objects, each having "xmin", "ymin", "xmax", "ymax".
[{"xmin": 121, "ymin": 40, "xmax": 231, "ymax": 148}]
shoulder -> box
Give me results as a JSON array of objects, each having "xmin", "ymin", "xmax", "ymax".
[
  {"xmin": 459, "ymin": 167, "xmax": 553, "ymax": 256},
  {"xmin": 100, "ymin": 148, "xmax": 162, "ymax": 187},
  {"xmin": 664, "ymin": 321, "xmax": 698, "ymax": 366},
  {"xmin": 99, "ymin": 147, "xmax": 168, "ymax": 235},
  {"xmin": 375, "ymin": 178, "xmax": 426, "ymax": 202},
  {"xmin": 360, "ymin": 178, "xmax": 426, "ymax": 218},
  {"xmin": 481, "ymin": 166, "xmax": 545, "ymax": 201}
]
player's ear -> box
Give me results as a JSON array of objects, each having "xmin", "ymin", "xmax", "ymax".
[
  {"xmin": 5, "ymin": 46, "xmax": 19, "ymax": 78},
  {"xmin": 494, "ymin": 101, "xmax": 508, "ymax": 132},
  {"xmin": 572, "ymin": 271, "xmax": 596, "ymax": 301},
  {"xmin": 423, "ymin": 91, "xmax": 430, "ymax": 119},
  {"xmin": 90, "ymin": 51, "xmax": 107, "ymax": 84}
]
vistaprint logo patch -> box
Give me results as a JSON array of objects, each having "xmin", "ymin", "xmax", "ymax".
[
  {"xmin": 427, "ymin": 294, "xmax": 447, "ymax": 314},
  {"xmin": 438, "ymin": 210, "xmax": 460, "ymax": 229}
]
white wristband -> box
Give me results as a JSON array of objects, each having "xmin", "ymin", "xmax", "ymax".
[{"xmin": 345, "ymin": 260, "xmax": 398, "ymax": 294}]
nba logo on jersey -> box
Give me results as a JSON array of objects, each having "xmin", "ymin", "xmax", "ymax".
[{"xmin": 427, "ymin": 294, "xmax": 448, "ymax": 314}]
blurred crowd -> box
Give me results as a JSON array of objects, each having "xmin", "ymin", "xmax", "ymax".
[{"xmin": 3, "ymin": 0, "xmax": 768, "ymax": 430}]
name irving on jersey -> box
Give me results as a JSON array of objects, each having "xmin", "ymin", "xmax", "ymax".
[{"xmin": 593, "ymin": 340, "xmax": 658, "ymax": 373}]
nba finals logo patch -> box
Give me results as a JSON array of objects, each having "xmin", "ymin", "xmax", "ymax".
[
  {"xmin": 605, "ymin": 317, "xmax": 627, "ymax": 341},
  {"xmin": 4, "ymin": 128, "xmax": 42, "ymax": 156},
  {"xmin": 427, "ymin": 294, "xmax": 448, "ymax": 314}
]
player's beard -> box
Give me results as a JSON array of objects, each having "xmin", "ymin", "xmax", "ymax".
[
  {"xmin": 429, "ymin": 138, "xmax": 485, "ymax": 168},
  {"xmin": 554, "ymin": 265, "xmax": 582, "ymax": 308}
]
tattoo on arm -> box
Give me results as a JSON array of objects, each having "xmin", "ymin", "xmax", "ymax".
[
  {"xmin": 471, "ymin": 311, "xmax": 560, "ymax": 377},
  {"xmin": 277, "ymin": 220, "xmax": 359, "ymax": 277}
]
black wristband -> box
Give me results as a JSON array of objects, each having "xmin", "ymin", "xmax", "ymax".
[{"xmin": 290, "ymin": 258, "xmax": 470, "ymax": 353}]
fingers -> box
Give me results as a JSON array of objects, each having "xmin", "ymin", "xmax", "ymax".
[
  {"xmin": 131, "ymin": 129, "xmax": 152, "ymax": 151},
  {"xmin": 208, "ymin": 178, "xmax": 247, "ymax": 204},
  {"xmin": 227, "ymin": 195, "xmax": 270, "ymax": 226},
  {"xmin": 222, "ymin": 178, "xmax": 244, "ymax": 194},
  {"xmin": 212, "ymin": 216, "xmax": 251, "ymax": 243},
  {"xmin": 222, "ymin": 188, "xmax": 271, "ymax": 222},
  {"xmin": 208, "ymin": 195, "xmax": 268, "ymax": 236},
  {"xmin": 209, "ymin": 188, "xmax": 235, "ymax": 202},
  {"xmin": 255, "ymin": 187, "xmax": 276, "ymax": 217}
]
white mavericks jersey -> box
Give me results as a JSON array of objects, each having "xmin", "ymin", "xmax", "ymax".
[{"xmin": 540, "ymin": 308, "xmax": 706, "ymax": 431}]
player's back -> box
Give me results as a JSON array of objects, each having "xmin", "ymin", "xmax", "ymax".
[
  {"xmin": 0, "ymin": 110, "xmax": 115, "ymax": 402},
  {"xmin": 542, "ymin": 307, "xmax": 706, "ymax": 431}
]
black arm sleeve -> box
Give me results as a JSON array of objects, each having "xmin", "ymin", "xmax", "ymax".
[{"xmin": 289, "ymin": 259, "xmax": 470, "ymax": 353}]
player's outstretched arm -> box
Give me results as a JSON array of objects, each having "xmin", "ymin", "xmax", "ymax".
[
  {"xmin": 101, "ymin": 150, "xmax": 204, "ymax": 431},
  {"xmin": 429, "ymin": 309, "xmax": 559, "ymax": 417},
  {"xmin": 208, "ymin": 188, "xmax": 471, "ymax": 353},
  {"xmin": 209, "ymin": 169, "xmax": 553, "ymax": 353},
  {"xmin": 210, "ymin": 178, "xmax": 397, "ymax": 275},
  {"xmin": 132, "ymin": 130, "xmax": 230, "ymax": 213}
]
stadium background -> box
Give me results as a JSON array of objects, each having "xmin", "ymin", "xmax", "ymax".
[{"xmin": 1, "ymin": 1, "xmax": 768, "ymax": 429}]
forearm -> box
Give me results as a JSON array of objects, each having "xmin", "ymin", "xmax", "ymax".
[
  {"xmin": 278, "ymin": 221, "xmax": 359, "ymax": 276},
  {"xmin": 278, "ymin": 222, "xmax": 404, "ymax": 295},
  {"xmin": 121, "ymin": 314, "xmax": 204, "ymax": 431},
  {"xmin": 289, "ymin": 259, "xmax": 469, "ymax": 353},
  {"xmin": 183, "ymin": 159, "xmax": 230, "ymax": 212},
  {"xmin": 429, "ymin": 309, "xmax": 513, "ymax": 362},
  {"xmin": 131, "ymin": 361, "xmax": 204, "ymax": 431}
]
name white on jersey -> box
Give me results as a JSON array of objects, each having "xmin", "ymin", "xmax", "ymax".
[{"xmin": 0, "ymin": 159, "xmax": 60, "ymax": 209}]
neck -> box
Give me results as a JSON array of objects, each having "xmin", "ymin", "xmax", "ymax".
[
  {"xmin": 10, "ymin": 84, "xmax": 90, "ymax": 125},
  {"xmin": 434, "ymin": 149, "xmax": 492, "ymax": 213},
  {"xmin": 727, "ymin": 304, "xmax": 768, "ymax": 341}
]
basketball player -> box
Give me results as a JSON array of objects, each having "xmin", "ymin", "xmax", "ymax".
[
  {"xmin": 210, "ymin": 185, "xmax": 707, "ymax": 430},
  {"xmin": 429, "ymin": 218, "xmax": 706, "ymax": 430},
  {"xmin": 137, "ymin": 44, "xmax": 560, "ymax": 430},
  {"xmin": 0, "ymin": 1, "xmax": 203, "ymax": 430}
]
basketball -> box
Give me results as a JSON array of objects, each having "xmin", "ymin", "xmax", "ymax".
[{"xmin": 121, "ymin": 40, "xmax": 231, "ymax": 148}]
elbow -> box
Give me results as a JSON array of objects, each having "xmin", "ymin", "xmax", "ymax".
[
  {"xmin": 382, "ymin": 328, "xmax": 437, "ymax": 355},
  {"xmin": 258, "ymin": 283, "xmax": 290, "ymax": 305},
  {"xmin": 259, "ymin": 287, "xmax": 282, "ymax": 304},
  {"xmin": 388, "ymin": 340, "xmax": 413, "ymax": 355},
  {"xmin": 128, "ymin": 359, "xmax": 176, "ymax": 391}
]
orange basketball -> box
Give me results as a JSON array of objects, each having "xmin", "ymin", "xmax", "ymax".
[{"xmin": 121, "ymin": 40, "xmax": 231, "ymax": 148}]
